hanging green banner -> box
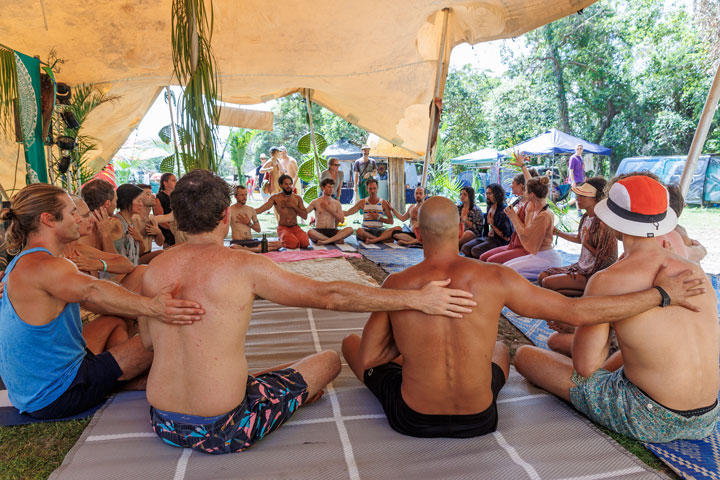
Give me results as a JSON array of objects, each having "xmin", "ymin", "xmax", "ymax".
[{"xmin": 14, "ymin": 51, "xmax": 47, "ymax": 184}]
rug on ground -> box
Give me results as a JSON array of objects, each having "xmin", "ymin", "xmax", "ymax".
[{"xmin": 50, "ymin": 301, "xmax": 666, "ymax": 480}]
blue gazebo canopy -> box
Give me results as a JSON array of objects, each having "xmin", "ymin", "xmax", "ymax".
[
  {"xmin": 323, "ymin": 139, "xmax": 363, "ymax": 161},
  {"xmin": 505, "ymin": 128, "xmax": 612, "ymax": 156},
  {"xmin": 450, "ymin": 148, "xmax": 507, "ymax": 166}
]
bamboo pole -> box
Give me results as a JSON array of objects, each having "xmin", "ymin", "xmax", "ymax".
[
  {"xmin": 679, "ymin": 62, "xmax": 720, "ymax": 196},
  {"xmin": 421, "ymin": 7, "xmax": 451, "ymax": 189}
]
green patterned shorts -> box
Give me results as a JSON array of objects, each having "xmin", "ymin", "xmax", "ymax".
[{"xmin": 570, "ymin": 367, "xmax": 718, "ymax": 443}]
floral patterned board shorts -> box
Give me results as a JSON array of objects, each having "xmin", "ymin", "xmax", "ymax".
[
  {"xmin": 150, "ymin": 368, "xmax": 309, "ymax": 454},
  {"xmin": 570, "ymin": 367, "xmax": 718, "ymax": 443}
]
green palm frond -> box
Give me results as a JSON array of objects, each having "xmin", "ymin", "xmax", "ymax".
[
  {"xmin": 171, "ymin": 0, "xmax": 220, "ymax": 172},
  {"xmin": 0, "ymin": 48, "xmax": 18, "ymax": 140}
]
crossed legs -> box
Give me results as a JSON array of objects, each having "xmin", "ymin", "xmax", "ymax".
[{"xmin": 308, "ymin": 227, "xmax": 354, "ymax": 245}]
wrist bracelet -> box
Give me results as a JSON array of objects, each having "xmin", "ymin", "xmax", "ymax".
[{"xmin": 99, "ymin": 259, "xmax": 108, "ymax": 272}]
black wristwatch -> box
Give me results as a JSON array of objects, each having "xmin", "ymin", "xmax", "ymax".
[{"xmin": 654, "ymin": 286, "xmax": 671, "ymax": 308}]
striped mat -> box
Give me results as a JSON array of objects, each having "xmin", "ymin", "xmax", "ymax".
[{"xmin": 50, "ymin": 302, "xmax": 664, "ymax": 480}]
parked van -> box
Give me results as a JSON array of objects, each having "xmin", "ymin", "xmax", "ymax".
[{"xmin": 615, "ymin": 155, "xmax": 720, "ymax": 206}]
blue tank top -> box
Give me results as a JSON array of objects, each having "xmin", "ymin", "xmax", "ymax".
[{"xmin": 0, "ymin": 247, "xmax": 86, "ymax": 413}]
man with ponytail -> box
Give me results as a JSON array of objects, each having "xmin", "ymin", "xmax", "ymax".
[{"xmin": 0, "ymin": 184, "xmax": 205, "ymax": 419}]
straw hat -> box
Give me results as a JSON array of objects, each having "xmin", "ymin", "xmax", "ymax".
[
  {"xmin": 571, "ymin": 183, "xmax": 597, "ymax": 197},
  {"xmin": 594, "ymin": 175, "xmax": 677, "ymax": 238}
]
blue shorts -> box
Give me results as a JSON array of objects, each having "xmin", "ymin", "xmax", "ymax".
[
  {"xmin": 29, "ymin": 348, "xmax": 123, "ymax": 419},
  {"xmin": 151, "ymin": 368, "xmax": 308, "ymax": 454},
  {"xmin": 570, "ymin": 367, "xmax": 719, "ymax": 443}
]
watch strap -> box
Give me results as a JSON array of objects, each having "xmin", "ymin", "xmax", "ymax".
[{"xmin": 654, "ymin": 285, "xmax": 671, "ymax": 307}]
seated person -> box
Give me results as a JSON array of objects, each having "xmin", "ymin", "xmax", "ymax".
[
  {"xmin": 133, "ymin": 184, "xmax": 165, "ymax": 265},
  {"xmin": 138, "ymin": 170, "xmax": 484, "ymax": 454},
  {"xmin": 341, "ymin": 195, "xmax": 702, "ymax": 439},
  {"xmin": 389, "ymin": 186, "xmax": 425, "ymax": 246},
  {"xmin": 0, "ymin": 184, "xmax": 203, "ymax": 420},
  {"xmin": 255, "ymin": 175, "xmax": 310, "ymax": 249},
  {"xmin": 515, "ymin": 173, "xmax": 719, "ymax": 443},
  {"xmin": 461, "ymin": 183, "xmax": 512, "ymax": 258},
  {"xmin": 79, "ymin": 179, "xmax": 120, "ymax": 256},
  {"xmin": 229, "ymin": 185, "xmax": 280, "ymax": 252},
  {"xmin": 480, "ymin": 173, "xmax": 534, "ymax": 263},
  {"xmin": 344, "ymin": 178, "xmax": 396, "ymax": 244},
  {"xmin": 306, "ymin": 178, "xmax": 353, "ymax": 245},
  {"xmin": 537, "ymin": 178, "xmax": 618, "ymax": 355},
  {"xmin": 109, "ymin": 184, "xmax": 145, "ymax": 267},
  {"xmin": 457, "ymin": 186, "xmax": 484, "ymax": 249},
  {"xmin": 503, "ymin": 176, "xmax": 562, "ymax": 281}
]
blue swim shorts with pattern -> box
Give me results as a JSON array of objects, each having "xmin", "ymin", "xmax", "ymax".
[
  {"xmin": 150, "ymin": 367, "xmax": 308, "ymax": 454},
  {"xmin": 570, "ymin": 367, "xmax": 718, "ymax": 443}
]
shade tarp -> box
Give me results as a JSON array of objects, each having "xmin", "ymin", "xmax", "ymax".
[
  {"xmin": 0, "ymin": 0, "xmax": 598, "ymax": 192},
  {"xmin": 367, "ymin": 134, "xmax": 422, "ymax": 160},
  {"xmin": 450, "ymin": 147, "xmax": 507, "ymax": 165},
  {"xmin": 505, "ymin": 128, "xmax": 612, "ymax": 156}
]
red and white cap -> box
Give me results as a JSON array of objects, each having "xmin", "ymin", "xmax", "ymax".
[{"xmin": 594, "ymin": 175, "xmax": 677, "ymax": 238}]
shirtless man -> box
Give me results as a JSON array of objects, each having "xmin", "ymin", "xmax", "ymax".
[
  {"xmin": 0, "ymin": 184, "xmax": 203, "ymax": 420},
  {"xmin": 515, "ymin": 173, "xmax": 719, "ymax": 443},
  {"xmin": 341, "ymin": 195, "xmax": 705, "ymax": 438},
  {"xmin": 79, "ymin": 179, "xmax": 119, "ymax": 255},
  {"xmin": 306, "ymin": 178, "xmax": 353, "ymax": 245},
  {"xmin": 390, "ymin": 186, "xmax": 426, "ymax": 246},
  {"xmin": 229, "ymin": 185, "xmax": 281, "ymax": 252},
  {"xmin": 137, "ymin": 170, "xmax": 478, "ymax": 454},
  {"xmin": 278, "ymin": 146, "xmax": 299, "ymax": 193},
  {"xmin": 255, "ymin": 175, "xmax": 310, "ymax": 249},
  {"xmin": 133, "ymin": 184, "xmax": 164, "ymax": 264},
  {"xmin": 344, "ymin": 178, "xmax": 396, "ymax": 244}
]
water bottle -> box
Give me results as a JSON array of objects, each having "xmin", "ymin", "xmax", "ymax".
[{"xmin": 261, "ymin": 234, "xmax": 268, "ymax": 253}]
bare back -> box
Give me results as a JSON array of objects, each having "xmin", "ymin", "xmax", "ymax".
[
  {"xmin": 385, "ymin": 257, "xmax": 507, "ymax": 415},
  {"xmin": 142, "ymin": 245, "xmax": 257, "ymax": 416},
  {"xmin": 590, "ymin": 242, "xmax": 719, "ymax": 409}
]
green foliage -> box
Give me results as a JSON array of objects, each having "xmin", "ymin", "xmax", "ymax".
[
  {"xmin": 297, "ymin": 132, "xmax": 327, "ymax": 156},
  {"xmin": 171, "ymin": 0, "xmax": 221, "ymax": 172},
  {"xmin": 227, "ymin": 128, "xmax": 257, "ymax": 177},
  {"xmin": 303, "ymin": 185, "xmax": 319, "ymax": 203},
  {"xmin": 0, "ymin": 47, "xmax": 18, "ymax": 140}
]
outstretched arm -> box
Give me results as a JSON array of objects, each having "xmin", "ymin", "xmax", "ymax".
[
  {"xmin": 39, "ymin": 256, "xmax": 204, "ymax": 325},
  {"xmin": 503, "ymin": 263, "xmax": 705, "ymax": 327},
  {"xmin": 344, "ymin": 199, "xmax": 364, "ymax": 216},
  {"xmin": 246, "ymin": 253, "xmax": 475, "ymax": 317},
  {"xmin": 254, "ymin": 195, "xmax": 277, "ymax": 214}
]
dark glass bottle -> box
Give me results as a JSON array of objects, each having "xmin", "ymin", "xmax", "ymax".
[{"xmin": 261, "ymin": 233, "xmax": 268, "ymax": 253}]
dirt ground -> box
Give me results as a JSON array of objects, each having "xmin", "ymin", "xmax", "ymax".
[{"xmin": 346, "ymin": 256, "xmax": 533, "ymax": 359}]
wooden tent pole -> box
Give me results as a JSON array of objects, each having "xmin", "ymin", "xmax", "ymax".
[
  {"xmin": 421, "ymin": 7, "xmax": 451, "ymax": 189},
  {"xmin": 680, "ymin": 62, "xmax": 720, "ymax": 197}
]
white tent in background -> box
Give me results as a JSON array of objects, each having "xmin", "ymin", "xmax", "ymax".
[{"xmin": 0, "ymin": 0, "xmax": 599, "ymax": 190}]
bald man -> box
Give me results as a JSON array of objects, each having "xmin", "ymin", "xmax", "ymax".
[{"xmin": 342, "ymin": 196, "xmax": 705, "ymax": 438}]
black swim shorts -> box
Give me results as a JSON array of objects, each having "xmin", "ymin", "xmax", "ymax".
[
  {"xmin": 363, "ymin": 227, "xmax": 386, "ymax": 238},
  {"xmin": 230, "ymin": 239, "xmax": 261, "ymax": 247},
  {"xmin": 29, "ymin": 348, "xmax": 124, "ymax": 419},
  {"xmin": 151, "ymin": 368, "xmax": 309, "ymax": 454},
  {"xmin": 363, "ymin": 362, "xmax": 506, "ymax": 438},
  {"xmin": 314, "ymin": 228, "xmax": 339, "ymax": 238},
  {"xmin": 392, "ymin": 225, "xmax": 416, "ymax": 240}
]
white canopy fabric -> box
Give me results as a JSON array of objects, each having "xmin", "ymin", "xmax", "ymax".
[{"xmin": 0, "ymin": 0, "xmax": 597, "ymax": 190}]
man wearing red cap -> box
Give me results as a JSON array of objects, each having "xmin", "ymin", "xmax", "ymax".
[{"xmin": 515, "ymin": 172, "xmax": 719, "ymax": 443}]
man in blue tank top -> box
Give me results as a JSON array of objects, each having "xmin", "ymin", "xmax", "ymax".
[{"xmin": 0, "ymin": 184, "xmax": 205, "ymax": 419}]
